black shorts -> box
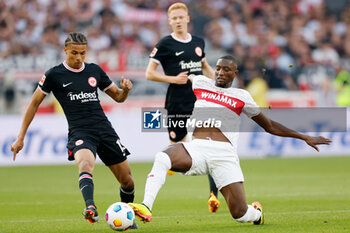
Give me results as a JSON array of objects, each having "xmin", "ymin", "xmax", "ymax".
[
  {"xmin": 167, "ymin": 112, "xmax": 191, "ymax": 142},
  {"xmin": 67, "ymin": 127, "xmax": 130, "ymax": 166}
]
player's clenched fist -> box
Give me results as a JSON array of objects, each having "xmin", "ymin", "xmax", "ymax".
[
  {"xmin": 120, "ymin": 76, "xmax": 133, "ymax": 91},
  {"xmin": 172, "ymin": 71, "xmax": 188, "ymax": 85}
]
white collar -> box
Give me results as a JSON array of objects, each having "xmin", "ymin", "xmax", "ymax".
[
  {"xmin": 63, "ymin": 61, "xmax": 85, "ymax": 72},
  {"xmin": 171, "ymin": 33, "xmax": 192, "ymax": 43}
]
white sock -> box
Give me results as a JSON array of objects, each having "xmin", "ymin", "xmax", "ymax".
[
  {"xmin": 142, "ymin": 152, "xmax": 171, "ymax": 210},
  {"xmin": 235, "ymin": 205, "xmax": 261, "ymax": 223}
]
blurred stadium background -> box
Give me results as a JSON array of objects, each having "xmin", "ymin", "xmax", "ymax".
[{"xmin": 0, "ymin": 0, "xmax": 350, "ymax": 166}]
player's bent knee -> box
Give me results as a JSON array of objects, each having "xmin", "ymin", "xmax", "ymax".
[
  {"xmin": 154, "ymin": 152, "xmax": 172, "ymax": 168},
  {"xmin": 163, "ymin": 143, "xmax": 192, "ymax": 171},
  {"xmin": 78, "ymin": 160, "xmax": 94, "ymax": 173}
]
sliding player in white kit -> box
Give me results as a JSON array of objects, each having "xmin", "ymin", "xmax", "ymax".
[{"xmin": 129, "ymin": 55, "xmax": 332, "ymax": 225}]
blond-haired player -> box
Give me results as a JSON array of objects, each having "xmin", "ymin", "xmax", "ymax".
[{"xmin": 145, "ymin": 2, "xmax": 219, "ymax": 212}]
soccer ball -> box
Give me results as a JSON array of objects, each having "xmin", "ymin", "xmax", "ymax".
[{"xmin": 105, "ymin": 202, "xmax": 135, "ymax": 231}]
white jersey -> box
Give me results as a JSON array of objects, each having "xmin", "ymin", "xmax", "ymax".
[{"xmin": 188, "ymin": 75, "xmax": 261, "ymax": 154}]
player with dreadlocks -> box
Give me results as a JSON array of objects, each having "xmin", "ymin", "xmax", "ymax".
[{"xmin": 11, "ymin": 32, "xmax": 137, "ymax": 227}]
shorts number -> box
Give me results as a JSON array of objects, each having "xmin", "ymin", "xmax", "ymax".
[{"xmin": 116, "ymin": 139, "xmax": 127, "ymax": 156}]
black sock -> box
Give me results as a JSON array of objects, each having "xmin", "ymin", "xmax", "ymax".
[
  {"xmin": 208, "ymin": 174, "xmax": 218, "ymax": 197},
  {"xmin": 79, "ymin": 172, "xmax": 95, "ymax": 207},
  {"xmin": 120, "ymin": 186, "xmax": 135, "ymax": 203}
]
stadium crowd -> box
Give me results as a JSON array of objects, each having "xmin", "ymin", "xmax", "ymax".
[{"xmin": 1, "ymin": 0, "xmax": 350, "ymax": 111}]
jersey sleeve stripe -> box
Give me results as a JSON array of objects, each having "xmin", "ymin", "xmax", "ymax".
[
  {"xmin": 150, "ymin": 58, "xmax": 160, "ymax": 64},
  {"xmin": 103, "ymin": 82, "xmax": 115, "ymax": 92},
  {"xmin": 38, "ymin": 86, "xmax": 49, "ymax": 95}
]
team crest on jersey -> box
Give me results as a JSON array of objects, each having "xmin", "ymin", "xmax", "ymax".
[
  {"xmin": 150, "ymin": 47, "xmax": 158, "ymax": 57},
  {"xmin": 88, "ymin": 77, "xmax": 97, "ymax": 87},
  {"xmin": 169, "ymin": 131, "xmax": 176, "ymax": 139},
  {"xmin": 195, "ymin": 47, "xmax": 202, "ymax": 57},
  {"xmin": 39, "ymin": 75, "xmax": 46, "ymax": 85},
  {"xmin": 75, "ymin": 139, "xmax": 84, "ymax": 146}
]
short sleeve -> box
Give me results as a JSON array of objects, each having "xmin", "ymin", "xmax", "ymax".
[
  {"xmin": 38, "ymin": 69, "xmax": 53, "ymax": 95},
  {"xmin": 96, "ymin": 65, "xmax": 113, "ymax": 92},
  {"xmin": 190, "ymin": 75, "xmax": 214, "ymax": 91},
  {"xmin": 242, "ymin": 90, "xmax": 261, "ymax": 118},
  {"xmin": 149, "ymin": 39, "xmax": 170, "ymax": 64}
]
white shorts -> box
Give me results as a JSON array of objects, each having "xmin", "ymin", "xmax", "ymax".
[{"xmin": 182, "ymin": 139, "xmax": 244, "ymax": 190}]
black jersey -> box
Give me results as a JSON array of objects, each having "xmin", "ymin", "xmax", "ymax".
[
  {"xmin": 150, "ymin": 33, "xmax": 206, "ymax": 113},
  {"xmin": 38, "ymin": 62, "xmax": 113, "ymax": 131}
]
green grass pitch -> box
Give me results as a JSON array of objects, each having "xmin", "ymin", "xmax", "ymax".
[{"xmin": 0, "ymin": 156, "xmax": 349, "ymax": 233}]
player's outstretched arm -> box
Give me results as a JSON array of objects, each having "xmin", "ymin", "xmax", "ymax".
[
  {"xmin": 145, "ymin": 60, "xmax": 188, "ymax": 84},
  {"xmin": 11, "ymin": 87, "xmax": 46, "ymax": 160},
  {"xmin": 252, "ymin": 112, "xmax": 332, "ymax": 151},
  {"xmin": 105, "ymin": 77, "xmax": 133, "ymax": 103}
]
